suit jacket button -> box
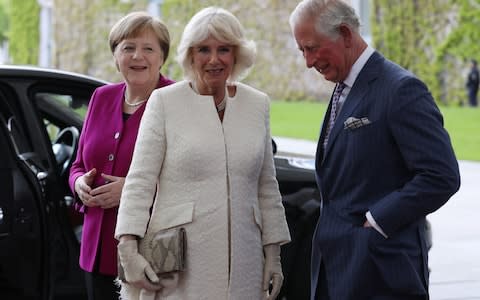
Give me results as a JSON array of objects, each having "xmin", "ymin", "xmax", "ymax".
[
  {"xmin": 114, "ymin": 132, "xmax": 120, "ymax": 139},
  {"xmin": 108, "ymin": 154, "xmax": 114, "ymax": 161}
]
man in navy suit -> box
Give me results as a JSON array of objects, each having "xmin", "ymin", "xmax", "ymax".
[{"xmin": 289, "ymin": 1, "xmax": 461, "ymax": 299}]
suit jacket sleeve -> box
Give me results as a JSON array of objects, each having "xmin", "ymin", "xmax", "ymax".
[{"xmin": 369, "ymin": 77, "xmax": 460, "ymax": 236}]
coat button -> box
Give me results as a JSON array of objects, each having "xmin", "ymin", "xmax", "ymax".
[
  {"xmin": 114, "ymin": 132, "xmax": 120, "ymax": 139},
  {"xmin": 108, "ymin": 154, "xmax": 114, "ymax": 161}
]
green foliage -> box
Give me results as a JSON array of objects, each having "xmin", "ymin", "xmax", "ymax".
[
  {"xmin": 0, "ymin": 0, "xmax": 8, "ymax": 43},
  {"xmin": 8, "ymin": 0, "xmax": 39, "ymax": 65},
  {"xmin": 370, "ymin": 1, "xmax": 480, "ymax": 106},
  {"xmin": 51, "ymin": 0, "xmax": 147, "ymax": 78},
  {"xmin": 160, "ymin": 0, "xmax": 316, "ymax": 101}
]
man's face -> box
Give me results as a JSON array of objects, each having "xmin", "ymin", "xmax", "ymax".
[{"xmin": 293, "ymin": 20, "xmax": 348, "ymax": 83}]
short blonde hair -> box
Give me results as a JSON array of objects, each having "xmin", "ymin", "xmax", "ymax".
[
  {"xmin": 176, "ymin": 7, "xmax": 256, "ymax": 82},
  {"xmin": 109, "ymin": 11, "xmax": 170, "ymax": 61}
]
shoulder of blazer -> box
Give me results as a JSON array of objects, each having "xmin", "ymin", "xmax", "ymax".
[
  {"xmin": 87, "ymin": 82, "xmax": 124, "ymax": 115},
  {"xmin": 362, "ymin": 51, "xmax": 417, "ymax": 89},
  {"xmin": 90, "ymin": 82, "xmax": 124, "ymax": 106},
  {"xmin": 154, "ymin": 80, "xmax": 189, "ymax": 97},
  {"xmin": 235, "ymin": 82, "xmax": 268, "ymax": 99},
  {"xmin": 94, "ymin": 82, "xmax": 125, "ymax": 96}
]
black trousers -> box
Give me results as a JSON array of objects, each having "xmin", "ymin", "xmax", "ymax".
[{"xmin": 84, "ymin": 270, "xmax": 120, "ymax": 300}]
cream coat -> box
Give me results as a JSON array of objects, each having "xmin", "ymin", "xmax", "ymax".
[{"xmin": 115, "ymin": 81, "xmax": 291, "ymax": 300}]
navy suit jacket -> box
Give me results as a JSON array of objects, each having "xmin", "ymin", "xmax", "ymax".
[{"xmin": 311, "ymin": 52, "xmax": 460, "ymax": 299}]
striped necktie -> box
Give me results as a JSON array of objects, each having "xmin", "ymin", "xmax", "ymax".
[{"xmin": 323, "ymin": 82, "xmax": 346, "ymax": 149}]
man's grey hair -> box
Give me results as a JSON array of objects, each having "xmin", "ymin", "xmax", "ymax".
[{"xmin": 289, "ymin": 0, "xmax": 360, "ymax": 39}]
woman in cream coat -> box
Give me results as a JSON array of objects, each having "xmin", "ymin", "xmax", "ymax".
[{"xmin": 115, "ymin": 6, "xmax": 291, "ymax": 300}]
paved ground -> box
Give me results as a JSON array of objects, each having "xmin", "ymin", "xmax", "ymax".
[
  {"xmin": 274, "ymin": 137, "xmax": 480, "ymax": 299},
  {"xmin": 429, "ymin": 160, "xmax": 480, "ymax": 299}
]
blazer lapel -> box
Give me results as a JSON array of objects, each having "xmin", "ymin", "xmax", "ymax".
[{"xmin": 322, "ymin": 52, "xmax": 383, "ymax": 161}]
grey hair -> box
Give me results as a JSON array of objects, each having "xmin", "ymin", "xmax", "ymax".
[
  {"xmin": 289, "ymin": 0, "xmax": 360, "ymax": 39},
  {"xmin": 176, "ymin": 6, "xmax": 256, "ymax": 82}
]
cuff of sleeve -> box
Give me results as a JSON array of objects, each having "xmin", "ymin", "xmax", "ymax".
[{"xmin": 366, "ymin": 211, "xmax": 388, "ymax": 238}]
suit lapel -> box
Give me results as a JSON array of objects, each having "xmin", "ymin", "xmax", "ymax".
[
  {"xmin": 315, "ymin": 87, "xmax": 336, "ymax": 169},
  {"xmin": 321, "ymin": 52, "xmax": 384, "ymax": 162}
]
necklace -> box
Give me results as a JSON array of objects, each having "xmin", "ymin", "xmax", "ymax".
[
  {"xmin": 191, "ymin": 81, "xmax": 228, "ymax": 112},
  {"xmin": 124, "ymin": 94, "xmax": 147, "ymax": 107},
  {"xmin": 216, "ymin": 96, "xmax": 227, "ymax": 112}
]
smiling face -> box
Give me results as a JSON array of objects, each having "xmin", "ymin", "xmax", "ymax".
[
  {"xmin": 191, "ymin": 36, "xmax": 235, "ymax": 95},
  {"xmin": 114, "ymin": 29, "xmax": 164, "ymax": 88},
  {"xmin": 293, "ymin": 19, "xmax": 349, "ymax": 83}
]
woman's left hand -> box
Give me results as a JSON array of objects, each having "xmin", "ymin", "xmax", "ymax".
[
  {"xmin": 263, "ymin": 244, "xmax": 283, "ymax": 300},
  {"xmin": 90, "ymin": 173, "xmax": 125, "ymax": 209}
]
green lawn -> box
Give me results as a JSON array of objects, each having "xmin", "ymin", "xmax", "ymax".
[{"xmin": 270, "ymin": 101, "xmax": 480, "ymax": 161}]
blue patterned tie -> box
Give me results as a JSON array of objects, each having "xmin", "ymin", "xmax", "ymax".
[{"xmin": 323, "ymin": 82, "xmax": 346, "ymax": 149}]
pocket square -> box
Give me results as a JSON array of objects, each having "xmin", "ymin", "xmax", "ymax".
[{"xmin": 344, "ymin": 116, "xmax": 371, "ymax": 130}]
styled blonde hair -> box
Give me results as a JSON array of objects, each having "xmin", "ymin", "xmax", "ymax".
[
  {"xmin": 176, "ymin": 7, "xmax": 256, "ymax": 82},
  {"xmin": 109, "ymin": 11, "xmax": 170, "ymax": 61}
]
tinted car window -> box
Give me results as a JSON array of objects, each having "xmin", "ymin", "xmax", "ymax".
[{"xmin": 36, "ymin": 92, "xmax": 87, "ymax": 142}]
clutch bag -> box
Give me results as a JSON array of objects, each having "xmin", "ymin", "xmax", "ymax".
[
  {"xmin": 118, "ymin": 227, "xmax": 186, "ymax": 281},
  {"xmin": 140, "ymin": 227, "xmax": 187, "ymax": 274}
]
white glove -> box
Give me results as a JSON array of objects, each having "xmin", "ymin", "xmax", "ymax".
[
  {"xmin": 117, "ymin": 239, "xmax": 162, "ymax": 291},
  {"xmin": 263, "ymin": 244, "xmax": 283, "ymax": 300},
  {"xmin": 158, "ymin": 273, "xmax": 180, "ymax": 296}
]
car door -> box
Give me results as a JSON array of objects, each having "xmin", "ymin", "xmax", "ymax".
[
  {"xmin": 0, "ymin": 86, "xmax": 51, "ymax": 299},
  {"xmin": 0, "ymin": 72, "xmax": 97, "ymax": 300}
]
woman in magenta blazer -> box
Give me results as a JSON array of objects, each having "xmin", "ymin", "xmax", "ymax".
[{"xmin": 68, "ymin": 12, "xmax": 174, "ymax": 300}]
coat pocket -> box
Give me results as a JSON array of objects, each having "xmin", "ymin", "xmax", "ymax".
[
  {"xmin": 252, "ymin": 205, "xmax": 263, "ymax": 231},
  {"xmin": 148, "ymin": 202, "xmax": 195, "ymax": 234}
]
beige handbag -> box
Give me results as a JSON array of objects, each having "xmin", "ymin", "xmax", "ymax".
[{"xmin": 118, "ymin": 227, "xmax": 187, "ymax": 281}]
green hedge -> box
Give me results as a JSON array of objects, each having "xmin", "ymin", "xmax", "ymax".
[
  {"xmin": 371, "ymin": 1, "xmax": 480, "ymax": 106},
  {"xmin": 8, "ymin": 0, "xmax": 39, "ymax": 65}
]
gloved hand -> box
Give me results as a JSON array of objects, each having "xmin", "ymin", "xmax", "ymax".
[
  {"xmin": 263, "ymin": 243, "xmax": 283, "ymax": 300},
  {"xmin": 117, "ymin": 239, "xmax": 163, "ymax": 291},
  {"xmin": 138, "ymin": 271, "xmax": 180, "ymax": 299},
  {"xmin": 158, "ymin": 272, "xmax": 180, "ymax": 296}
]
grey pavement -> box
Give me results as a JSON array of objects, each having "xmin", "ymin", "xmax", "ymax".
[
  {"xmin": 274, "ymin": 137, "xmax": 480, "ymax": 299},
  {"xmin": 429, "ymin": 160, "xmax": 480, "ymax": 299}
]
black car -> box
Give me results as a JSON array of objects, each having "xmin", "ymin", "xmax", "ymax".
[{"xmin": 0, "ymin": 65, "xmax": 319, "ymax": 300}]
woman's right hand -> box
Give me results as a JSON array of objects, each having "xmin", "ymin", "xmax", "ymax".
[
  {"xmin": 117, "ymin": 239, "xmax": 163, "ymax": 292},
  {"xmin": 74, "ymin": 168, "xmax": 99, "ymax": 207}
]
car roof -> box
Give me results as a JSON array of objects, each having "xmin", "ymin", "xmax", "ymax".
[{"xmin": 0, "ymin": 65, "xmax": 109, "ymax": 86}]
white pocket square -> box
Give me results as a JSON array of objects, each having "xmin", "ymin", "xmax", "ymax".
[{"xmin": 344, "ymin": 117, "xmax": 371, "ymax": 130}]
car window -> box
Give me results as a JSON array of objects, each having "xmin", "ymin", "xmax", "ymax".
[
  {"xmin": 35, "ymin": 92, "xmax": 88, "ymax": 143},
  {"xmin": 0, "ymin": 83, "xmax": 33, "ymax": 152}
]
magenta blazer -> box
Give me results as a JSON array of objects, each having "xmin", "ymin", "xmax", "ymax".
[{"xmin": 69, "ymin": 75, "xmax": 174, "ymax": 275}]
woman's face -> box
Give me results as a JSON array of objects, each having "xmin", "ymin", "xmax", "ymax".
[
  {"xmin": 191, "ymin": 36, "xmax": 235, "ymax": 95},
  {"xmin": 114, "ymin": 29, "xmax": 164, "ymax": 88}
]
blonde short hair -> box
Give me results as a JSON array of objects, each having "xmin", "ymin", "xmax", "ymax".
[
  {"xmin": 109, "ymin": 11, "xmax": 170, "ymax": 61},
  {"xmin": 176, "ymin": 7, "xmax": 256, "ymax": 82}
]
